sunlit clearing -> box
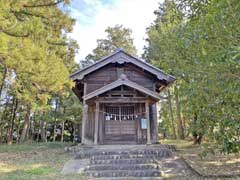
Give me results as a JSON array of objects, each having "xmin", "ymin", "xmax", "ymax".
[{"xmin": 0, "ymin": 163, "xmax": 18, "ymax": 173}]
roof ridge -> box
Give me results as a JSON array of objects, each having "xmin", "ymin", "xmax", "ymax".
[
  {"xmin": 70, "ymin": 49, "xmax": 122, "ymax": 78},
  {"xmin": 70, "ymin": 49, "xmax": 176, "ymax": 83}
]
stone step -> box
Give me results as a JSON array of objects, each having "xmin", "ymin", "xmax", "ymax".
[
  {"xmin": 104, "ymin": 135, "xmax": 137, "ymax": 145},
  {"xmin": 90, "ymin": 158, "xmax": 157, "ymax": 165},
  {"xmin": 88, "ymin": 149, "xmax": 172, "ymax": 156},
  {"xmin": 75, "ymin": 148, "xmax": 172, "ymax": 160},
  {"xmin": 85, "ymin": 169, "xmax": 162, "ymax": 178},
  {"xmin": 90, "ymin": 153, "xmax": 170, "ymax": 160},
  {"xmin": 86, "ymin": 164, "xmax": 160, "ymax": 171},
  {"xmin": 103, "ymin": 141, "xmax": 137, "ymax": 145},
  {"xmin": 96, "ymin": 178, "xmax": 163, "ymax": 180},
  {"xmin": 104, "ymin": 134, "xmax": 137, "ymax": 139}
]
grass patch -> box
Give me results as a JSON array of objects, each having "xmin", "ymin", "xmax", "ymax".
[
  {"xmin": 25, "ymin": 166, "xmax": 53, "ymax": 175},
  {"xmin": 0, "ymin": 142, "xmax": 82, "ymax": 180},
  {"xmin": 0, "ymin": 142, "xmax": 71, "ymax": 153},
  {"xmin": 162, "ymin": 139, "xmax": 240, "ymax": 177},
  {"xmin": 161, "ymin": 139, "xmax": 194, "ymax": 149}
]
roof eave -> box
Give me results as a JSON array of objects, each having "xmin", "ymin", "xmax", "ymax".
[
  {"xmin": 70, "ymin": 49, "xmax": 175, "ymax": 83},
  {"xmin": 70, "ymin": 49, "xmax": 122, "ymax": 80},
  {"xmin": 83, "ymin": 78, "xmax": 163, "ymax": 101}
]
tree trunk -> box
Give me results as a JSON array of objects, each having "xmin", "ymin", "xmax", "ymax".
[
  {"xmin": 0, "ymin": 127, "xmax": 2, "ymax": 144},
  {"xmin": 17, "ymin": 117, "xmax": 21, "ymax": 143},
  {"xmin": 7, "ymin": 98, "xmax": 18, "ymax": 145},
  {"xmin": 31, "ymin": 113, "xmax": 36, "ymax": 141},
  {"xmin": 0, "ymin": 93, "xmax": 11, "ymax": 143},
  {"xmin": 76, "ymin": 123, "xmax": 82, "ymax": 143},
  {"xmin": 61, "ymin": 121, "xmax": 64, "ymax": 142},
  {"xmin": 182, "ymin": 114, "xmax": 186, "ymax": 130},
  {"xmin": 193, "ymin": 113, "xmax": 198, "ymax": 144},
  {"xmin": 28, "ymin": 116, "xmax": 34, "ymax": 142},
  {"xmin": 193, "ymin": 133, "xmax": 203, "ymax": 145},
  {"xmin": 26, "ymin": 116, "xmax": 31, "ymax": 141},
  {"xmin": 53, "ymin": 123, "xmax": 56, "ymax": 142},
  {"xmin": 53, "ymin": 99, "xmax": 58, "ymax": 142},
  {"xmin": 0, "ymin": 67, "xmax": 7, "ymax": 102},
  {"xmin": 20, "ymin": 106, "xmax": 31, "ymax": 143},
  {"xmin": 40, "ymin": 120, "xmax": 47, "ymax": 142},
  {"xmin": 174, "ymin": 85, "xmax": 185, "ymax": 140},
  {"xmin": 36, "ymin": 119, "xmax": 41, "ymax": 142},
  {"xmin": 73, "ymin": 123, "xmax": 75, "ymax": 143},
  {"xmin": 167, "ymin": 89, "xmax": 177, "ymax": 139},
  {"xmin": 60, "ymin": 105, "xmax": 66, "ymax": 143},
  {"xmin": 192, "ymin": 113, "xmax": 202, "ymax": 145}
]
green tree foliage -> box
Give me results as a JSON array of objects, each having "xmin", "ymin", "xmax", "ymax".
[
  {"xmin": 86, "ymin": 24, "xmax": 137, "ymax": 61},
  {"xmin": 0, "ymin": 1, "xmax": 81, "ymax": 144},
  {"xmin": 0, "ymin": 0, "xmax": 75, "ymax": 104},
  {"xmin": 144, "ymin": 0, "xmax": 240, "ymax": 153}
]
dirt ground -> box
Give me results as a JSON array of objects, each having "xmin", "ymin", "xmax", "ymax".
[
  {"xmin": 1, "ymin": 142, "xmax": 239, "ymax": 180},
  {"xmin": 161, "ymin": 139, "xmax": 240, "ymax": 179}
]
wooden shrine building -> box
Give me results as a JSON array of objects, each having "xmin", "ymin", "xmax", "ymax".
[{"xmin": 71, "ymin": 49, "xmax": 175, "ymax": 145}]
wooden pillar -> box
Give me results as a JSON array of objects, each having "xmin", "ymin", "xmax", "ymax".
[
  {"xmin": 82, "ymin": 82, "xmax": 88, "ymax": 144},
  {"xmin": 136, "ymin": 104, "xmax": 140, "ymax": 143},
  {"xmin": 137, "ymin": 103, "xmax": 142, "ymax": 143},
  {"xmin": 145, "ymin": 101, "xmax": 151, "ymax": 144},
  {"xmin": 82, "ymin": 104, "xmax": 88, "ymax": 144},
  {"xmin": 99, "ymin": 104, "xmax": 104, "ymax": 144},
  {"xmin": 151, "ymin": 103, "xmax": 159, "ymax": 143},
  {"xmin": 94, "ymin": 101, "xmax": 99, "ymax": 145}
]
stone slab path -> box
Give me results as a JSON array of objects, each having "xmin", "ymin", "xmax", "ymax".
[{"xmin": 61, "ymin": 159, "xmax": 90, "ymax": 174}]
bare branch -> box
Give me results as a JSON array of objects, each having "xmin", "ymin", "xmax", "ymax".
[
  {"xmin": 10, "ymin": 9, "xmax": 48, "ymax": 20},
  {"xmin": 47, "ymin": 40, "xmax": 68, "ymax": 46},
  {"xmin": 1, "ymin": 29, "xmax": 29, "ymax": 37},
  {"xmin": 23, "ymin": 0, "xmax": 65, "ymax": 8},
  {"xmin": 16, "ymin": 10, "xmax": 49, "ymax": 19}
]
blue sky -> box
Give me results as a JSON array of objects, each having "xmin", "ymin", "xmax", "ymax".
[{"xmin": 68, "ymin": 0, "xmax": 162, "ymax": 62}]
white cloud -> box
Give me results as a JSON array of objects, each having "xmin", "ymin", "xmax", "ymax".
[{"xmin": 69, "ymin": 0, "xmax": 162, "ymax": 62}]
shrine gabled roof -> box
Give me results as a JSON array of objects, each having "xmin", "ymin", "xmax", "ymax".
[
  {"xmin": 70, "ymin": 49, "xmax": 175, "ymax": 83},
  {"xmin": 83, "ymin": 75, "xmax": 164, "ymax": 101}
]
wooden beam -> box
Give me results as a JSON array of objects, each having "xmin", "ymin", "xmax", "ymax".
[
  {"xmin": 145, "ymin": 101, "xmax": 151, "ymax": 145},
  {"xmin": 117, "ymin": 67, "xmax": 124, "ymax": 78},
  {"xmin": 98, "ymin": 100, "xmax": 147, "ymax": 104},
  {"xmin": 83, "ymin": 78, "xmax": 162, "ymax": 101},
  {"xmin": 106, "ymin": 91, "xmax": 142, "ymax": 95},
  {"xmin": 99, "ymin": 97, "xmax": 147, "ymax": 101},
  {"xmin": 94, "ymin": 101, "xmax": 99, "ymax": 145}
]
